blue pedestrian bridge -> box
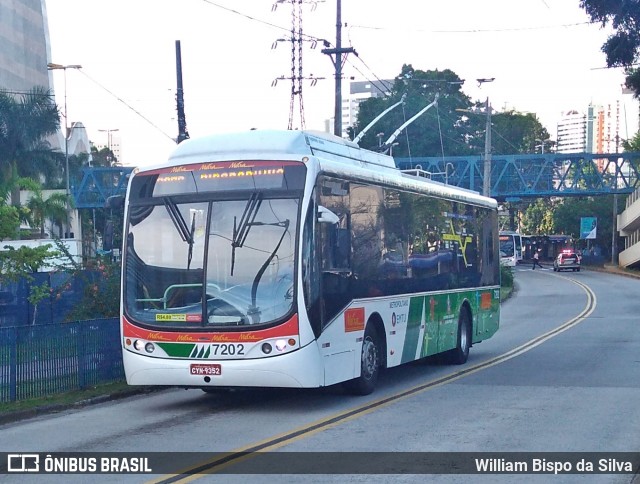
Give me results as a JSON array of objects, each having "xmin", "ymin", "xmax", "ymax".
[{"xmin": 70, "ymin": 152, "xmax": 640, "ymax": 209}]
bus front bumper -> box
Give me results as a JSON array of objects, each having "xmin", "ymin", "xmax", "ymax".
[{"xmin": 123, "ymin": 342, "xmax": 325, "ymax": 389}]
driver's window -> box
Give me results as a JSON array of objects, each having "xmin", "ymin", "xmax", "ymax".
[
  {"xmin": 318, "ymin": 177, "xmax": 351, "ymax": 271},
  {"xmin": 318, "ymin": 177, "xmax": 352, "ymax": 325}
]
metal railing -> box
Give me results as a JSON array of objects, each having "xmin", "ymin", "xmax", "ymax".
[{"xmin": 0, "ymin": 318, "xmax": 123, "ymax": 403}]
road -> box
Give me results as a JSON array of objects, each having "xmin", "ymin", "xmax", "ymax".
[{"xmin": 0, "ymin": 267, "xmax": 639, "ymax": 483}]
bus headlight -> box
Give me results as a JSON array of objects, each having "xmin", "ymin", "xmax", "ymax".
[
  {"xmin": 133, "ymin": 340, "xmax": 144, "ymax": 351},
  {"xmin": 261, "ymin": 343, "xmax": 273, "ymax": 354},
  {"xmin": 145, "ymin": 342, "xmax": 155, "ymax": 353},
  {"xmin": 275, "ymin": 339, "xmax": 287, "ymax": 352}
]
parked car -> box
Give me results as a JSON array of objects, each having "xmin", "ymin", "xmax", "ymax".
[{"xmin": 553, "ymin": 249, "xmax": 581, "ymax": 272}]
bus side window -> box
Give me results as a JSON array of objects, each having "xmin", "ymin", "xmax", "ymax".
[
  {"xmin": 331, "ymin": 226, "xmax": 350, "ymax": 269},
  {"xmin": 319, "ymin": 215, "xmax": 352, "ymax": 325}
]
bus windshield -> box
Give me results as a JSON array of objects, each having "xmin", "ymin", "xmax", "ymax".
[
  {"xmin": 499, "ymin": 235, "xmax": 515, "ymax": 258},
  {"xmin": 124, "ymin": 194, "xmax": 299, "ymax": 329}
]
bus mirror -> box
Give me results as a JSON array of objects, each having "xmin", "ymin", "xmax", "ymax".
[
  {"xmin": 317, "ymin": 205, "xmax": 339, "ymax": 224},
  {"xmin": 103, "ymin": 221, "xmax": 114, "ymax": 251},
  {"xmin": 105, "ymin": 195, "xmax": 125, "ymax": 210}
]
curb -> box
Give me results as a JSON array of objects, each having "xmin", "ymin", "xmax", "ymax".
[
  {"xmin": 0, "ymin": 386, "xmax": 168, "ymax": 426},
  {"xmin": 585, "ymin": 264, "xmax": 640, "ymax": 280}
]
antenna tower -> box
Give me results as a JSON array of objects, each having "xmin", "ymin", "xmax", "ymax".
[{"xmin": 272, "ymin": 1, "xmax": 323, "ymax": 130}]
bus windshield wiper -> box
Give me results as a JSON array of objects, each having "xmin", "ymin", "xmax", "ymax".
[
  {"xmin": 163, "ymin": 197, "xmax": 196, "ymax": 269},
  {"xmin": 230, "ymin": 192, "xmax": 263, "ymax": 276},
  {"xmin": 187, "ymin": 211, "xmax": 196, "ymax": 270},
  {"xmin": 247, "ymin": 219, "xmax": 290, "ymax": 324}
]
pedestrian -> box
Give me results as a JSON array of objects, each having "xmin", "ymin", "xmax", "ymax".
[{"xmin": 532, "ymin": 249, "xmax": 543, "ymax": 270}]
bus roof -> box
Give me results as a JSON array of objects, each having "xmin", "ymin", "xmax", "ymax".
[
  {"xmin": 153, "ymin": 129, "xmax": 496, "ymax": 209},
  {"xmin": 167, "ymin": 129, "xmax": 397, "ymax": 169}
]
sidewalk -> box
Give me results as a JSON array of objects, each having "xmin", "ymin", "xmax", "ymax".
[{"xmin": 588, "ymin": 263, "xmax": 640, "ymax": 279}]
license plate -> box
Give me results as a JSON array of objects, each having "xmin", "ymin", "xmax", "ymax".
[{"xmin": 190, "ymin": 363, "xmax": 221, "ymax": 376}]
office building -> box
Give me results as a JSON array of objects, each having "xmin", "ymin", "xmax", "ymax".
[{"xmin": 326, "ymin": 79, "xmax": 394, "ymax": 139}]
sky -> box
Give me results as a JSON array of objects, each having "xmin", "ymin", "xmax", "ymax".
[{"xmin": 44, "ymin": 0, "xmax": 636, "ymax": 167}]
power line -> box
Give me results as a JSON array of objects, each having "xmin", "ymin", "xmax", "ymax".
[
  {"xmin": 78, "ymin": 70, "xmax": 175, "ymax": 142},
  {"xmin": 347, "ymin": 21, "xmax": 593, "ymax": 34},
  {"xmin": 0, "ymin": 89, "xmax": 54, "ymax": 98},
  {"xmin": 201, "ymin": 0, "xmax": 325, "ymax": 44}
]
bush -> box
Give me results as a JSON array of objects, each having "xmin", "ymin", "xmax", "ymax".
[{"xmin": 500, "ymin": 264, "xmax": 514, "ymax": 289}]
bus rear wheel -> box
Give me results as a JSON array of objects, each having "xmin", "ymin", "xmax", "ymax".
[
  {"xmin": 446, "ymin": 309, "xmax": 471, "ymax": 365},
  {"xmin": 344, "ymin": 324, "xmax": 380, "ymax": 395}
]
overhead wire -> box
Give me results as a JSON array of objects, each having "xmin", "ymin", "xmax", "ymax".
[
  {"xmin": 198, "ymin": 0, "xmax": 544, "ymax": 155},
  {"xmin": 78, "ymin": 70, "xmax": 175, "ymax": 142},
  {"xmin": 347, "ymin": 21, "xmax": 593, "ymax": 34}
]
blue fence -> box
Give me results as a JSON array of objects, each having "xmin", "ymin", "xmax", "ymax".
[
  {"xmin": 0, "ymin": 270, "xmax": 101, "ymax": 327},
  {"xmin": 0, "ymin": 318, "xmax": 124, "ymax": 403}
]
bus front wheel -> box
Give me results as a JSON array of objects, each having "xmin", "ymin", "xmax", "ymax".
[
  {"xmin": 446, "ymin": 309, "xmax": 471, "ymax": 365},
  {"xmin": 344, "ymin": 324, "xmax": 380, "ymax": 395}
]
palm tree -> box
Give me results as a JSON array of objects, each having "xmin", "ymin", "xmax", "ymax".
[
  {"xmin": 0, "ymin": 87, "xmax": 61, "ymax": 205},
  {"xmin": 0, "ymin": 168, "xmax": 42, "ymax": 239},
  {"xmin": 25, "ymin": 188, "xmax": 69, "ymax": 238}
]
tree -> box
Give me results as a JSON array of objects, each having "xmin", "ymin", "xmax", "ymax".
[
  {"xmin": 0, "ymin": 170, "xmax": 43, "ymax": 239},
  {"xmin": 553, "ymin": 195, "xmax": 620, "ymax": 255},
  {"xmin": 0, "ymin": 87, "xmax": 61, "ymax": 204},
  {"xmin": 0, "ymin": 205, "xmax": 19, "ymax": 241},
  {"xmin": 579, "ymin": 1, "xmax": 640, "ymax": 96},
  {"xmin": 622, "ymin": 131, "xmax": 640, "ymax": 151},
  {"xmin": 25, "ymin": 188, "xmax": 69, "ymax": 238},
  {"xmin": 521, "ymin": 198, "xmax": 557, "ymax": 235},
  {"xmin": 90, "ymin": 144, "xmax": 118, "ymax": 167},
  {"xmin": 352, "ymin": 65, "xmax": 476, "ymax": 157},
  {"xmin": 491, "ymin": 111, "xmax": 550, "ymax": 155},
  {"xmin": 352, "ymin": 65, "xmax": 551, "ymax": 158},
  {"xmin": 0, "ymin": 244, "xmax": 61, "ymax": 324}
]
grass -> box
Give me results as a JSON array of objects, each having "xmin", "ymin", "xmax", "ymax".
[
  {"xmin": 500, "ymin": 286, "xmax": 513, "ymax": 301},
  {"xmin": 0, "ymin": 380, "xmax": 132, "ymax": 416}
]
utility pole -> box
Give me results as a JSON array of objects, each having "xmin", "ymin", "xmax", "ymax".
[
  {"xmin": 612, "ymin": 193, "xmax": 618, "ymax": 265},
  {"xmin": 322, "ymin": 0, "xmax": 355, "ymax": 137},
  {"xmin": 483, "ymin": 96, "xmax": 492, "ymax": 197},
  {"xmin": 475, "ymin": 77, "xmax": 494, "ymax": 197}
]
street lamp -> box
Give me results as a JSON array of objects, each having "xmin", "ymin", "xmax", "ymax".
[
  {"xmin": 535, "ymin": 138, "xmax": 553, "ymax": 154},
  {"xmin": 98, "ymin": 128, "xmax": 120, "ymax": 165},
  {"xmin": 48, "ymin": 62, "xmax": 82, "ymax": 238},
  {"xmin": 445, "ymin": 162, "xmax": 454, "ymax": 185},
  {"xmin": 455, "ymin": 93, "xmax": 494, "ymax": 195}
]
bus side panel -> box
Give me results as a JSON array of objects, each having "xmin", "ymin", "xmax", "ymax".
[
  {"xmin": 318, "ymin": 288, "xmax": 500, "ymax": 383},
  {"xmin": 473, "ymin": 287, "xmax": 500, "ymax": 343}
]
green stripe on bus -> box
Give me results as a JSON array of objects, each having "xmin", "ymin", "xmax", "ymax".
[
  {"xmin": 156, "ymin": 343, "xmax": 196, "ymax": 358},
  {"xmin": 401, "ymin": 296, "xmax": 424, "ymax": 364}
]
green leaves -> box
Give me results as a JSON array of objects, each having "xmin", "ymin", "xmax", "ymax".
[
  {"xmin": 580, "ymin": 0, "xmax": 640, "ymax": 96},
  {"xmin": 352, "ymin": 66, "xmax": 549, "ymax": 158},
  {"xmin": 0, "ymin": 87, "xmax": 61, "ymax": 197}
]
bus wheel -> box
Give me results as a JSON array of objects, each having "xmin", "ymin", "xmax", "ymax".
[
  {"xmin": 447, "ymin": 310, "xmax": 471, "ymax": 365},
  {"xmin": 344, "ymin": 324, "xmax": 380, "ymax": 395}
]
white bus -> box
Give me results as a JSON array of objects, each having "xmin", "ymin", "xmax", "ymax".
[
  {"xmin": 499, "ymin": 231, "xmax": 522, "ymax": 266},
  {"xmin": 120, "ymin": 130, "xmax": 500, "ymax": 395}
]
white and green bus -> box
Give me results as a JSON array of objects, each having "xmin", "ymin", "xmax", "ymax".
[{"xmin": 120, "ymin": 130, "xmax": 500, "ymax": 395}]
